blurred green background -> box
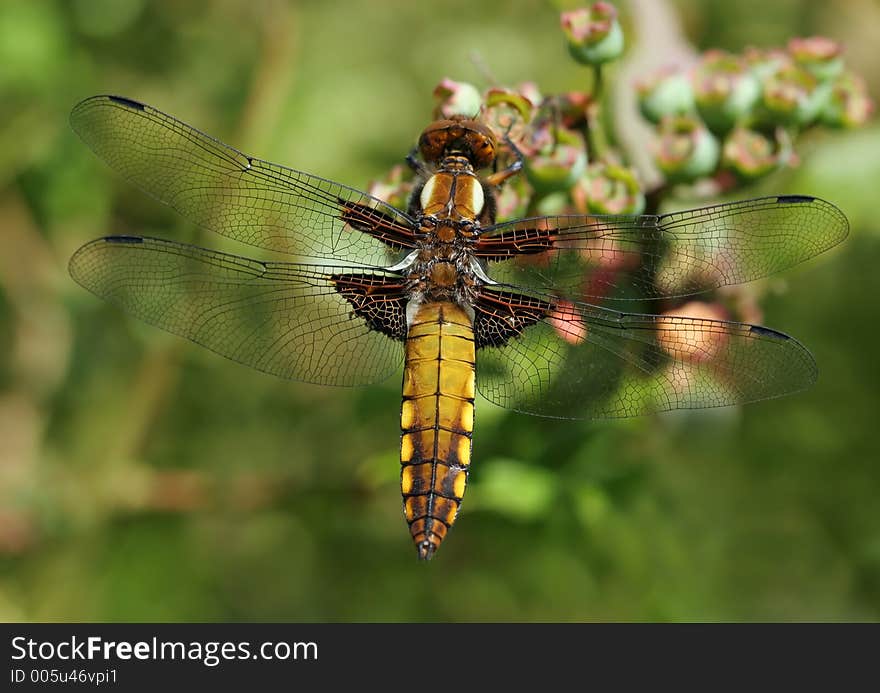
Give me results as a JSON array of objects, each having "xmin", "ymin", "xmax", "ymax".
[{"xmin": 2, "ymin": 0, "xmax": 879, "ymax": 621}]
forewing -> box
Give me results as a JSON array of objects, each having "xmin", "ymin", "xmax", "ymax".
[
  {"xmin": 478, "ymin": 196, "xmax": 848, "ymax": 300},
  {"xmin": 475, "ymin": 291, "xmax": 817, "ymax": 419},
  {"xmin": 70, "ymin": 95, "xmax": 418, "ymax": 267},
  {"xmin": 69, "ymin": 236, "xmax": 405, "ymax": 386}
]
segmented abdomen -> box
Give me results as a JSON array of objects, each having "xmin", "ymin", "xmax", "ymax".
[{"xmin": 400, "ymin": 301, "xmax": 475, "ymax": 560}]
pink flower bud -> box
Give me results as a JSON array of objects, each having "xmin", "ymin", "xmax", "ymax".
[
  {"xmin": 692, "ymin": 50, "xmax": 760, "ymax": 134},
  {"xmin": 571, "ymin": 162, "xmax": 645, "ymax": 215},
  {"xmin": 561, "ymin": 3, "xmax": 624, "ymax": 66},
  {"xmin": 651, "ymin": 115, "xmax": 720, "ymax": 183},
  {"xmin": 657, "ymin": 301, "xmax": 729, "ymax": 364},
  {"xmin": 635, "ymin": 65, "xmax": 695, "ymax": 124},
  {"xmin": 821, "ymin": 71, "xmax": 874, "ymax": 128},
  {"xmin": 432, "ymin": 78, "xmax": 482, "ymax": 119},
  {"xmin": 788, "ymin": 36, "xmax": 844, "ymax": 82}
]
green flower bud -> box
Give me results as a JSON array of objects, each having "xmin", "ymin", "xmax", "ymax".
[
  {"xmin": 571, "ymin": 162, "xmax": 645, "ymax": 215},
  {"xmin": 635, "ymin": 66, "xmax": 695, "ymax": 124},
  {"xmin": 820, "ymin": 71, "xmax": 875, "ymax": 128},
  {"xmin": 524, "ymin": 125, "xmax": 588, "ymax": 195},
  {"xmin": 721, "ymin": 127, "xmax": 790, "ymax": 181},
  {"xmin": 561, "ymin": 3, "xmax": 624, "ymax": 66},
  {"xmin": 535, "ymin": 191, "xmax": 570, "ymax": 216},
  {"xmin": 743, "ymin": 47, "xmax": 792, "ymax": 82},
  {"xmin": 483, "ymin": 86, "xmax": 535, "ymax": 149},
  {"xmin": 788, "ymin": 36, "xmax": 844, "ymax": 83},
  {"xmin": 432, "ymin": 78, "xmax": 482, "ymax": 119},
  {"xmin": 693, "ymin": 50, "xmax": 760, "ymax": 135},
  {"xmin": 652, "ymin": 115, "xmax": 720, "ymax": 183},
  {"xmin": 495, "ymin": 177, "xmax": 531, "ymax": 222},
  {"xmin": 760, "ymin": 65, "xmax": 832, "ymax": 127},
  {"xmin": 485, "ymin": 87, "xmax": 534, "ymax": 121}
]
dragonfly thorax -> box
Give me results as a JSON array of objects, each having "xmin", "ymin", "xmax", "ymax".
[
  {"xmin": 418, "ymin": 169, "xmax": 486, "ymax": 221},
  {"xmin": 402, "ymin": 238, "xmax": 481, "ymax": 306},
  {"xmin": 406, "ymin": 142, "xmax": 497, "ymax": 307}
]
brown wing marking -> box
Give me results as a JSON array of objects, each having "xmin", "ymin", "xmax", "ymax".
[
  {"xmin": 331, "ymin": 272, "xmax": 408, "ymax": 341},
  {"xmin": 338, "ymin": 199, "xmax": 420, "ymax": 251},
  {"xmin": 473, "ymin": 288, "xmax": 552, "ymax": 348},
  {"xmin": 473, "ymin": 226, "xmax": 556, "ymax": 260}
]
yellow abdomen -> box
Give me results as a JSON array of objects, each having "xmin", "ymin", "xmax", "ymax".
[{"xmin": 400, "ymin": 301, "xmax": 475, "ymax": 560}]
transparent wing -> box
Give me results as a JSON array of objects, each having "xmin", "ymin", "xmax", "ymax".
[
  {"xmin": 69, "ymin": 236, "xmax": 405, "ymax": 386},
  {"xmin": 476, "ymin": 294, "xmax": 817, "ymax": 419},
  {"xmin": 70, "ymin": 95, "xmax": 418, "ymax": 267},
  {"xmin": 478, "ymin": 196, "xmax": 848, "ymax": 300}
]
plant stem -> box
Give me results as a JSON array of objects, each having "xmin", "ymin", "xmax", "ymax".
[{"xmin": 586, "ymin": 64, "xmax": 609, "ymax": 161}]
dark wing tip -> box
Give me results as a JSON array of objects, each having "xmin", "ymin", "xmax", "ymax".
[
  {"xmin": 103, "ymin": 235, "xmax": 145, "ymax": 244},
  {"xmin": 775, "ymin": 194, "xmax": 816, "ymax": 204},
  {"xmin": 779, "ymin": 194, "xmax": 850, "ymax": 246},
  {"xmin": 70, "ymin": 95, "xmax": 147, "ymax": 138},
  {"xmin": 749, "ymin": 324, "xmax": 789, "ymax": 340},
  {"xmin": 68, "ymin": 235, "xmax": 146, "ymax": 289},
  {"xmin": 822, "ymin": 198, "xmax": 850, "ymax": 246},
  {"xmin": 748, "ymin": 323, "xmax": 819, "ymax": 389},
  {"xmin": 71, "ymin": 94, "xmax": 146, "ymax": 112},
  {"xmin": 106, "ymin": 95, "xmax": 146, "ymax": 110}
]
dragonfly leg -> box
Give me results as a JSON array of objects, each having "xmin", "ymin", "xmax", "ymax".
[
  {"xmin": 406, "ymin": 147, "xmax": 430, "ymax": 177},
  {"xmin": 484, "ymin": 136, "xmax": 524, "ymax": 188}
]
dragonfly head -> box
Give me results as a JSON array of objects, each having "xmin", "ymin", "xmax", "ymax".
[{"xmin": 418, "ymin": 115, "xmax": 497, "ymax": 169}]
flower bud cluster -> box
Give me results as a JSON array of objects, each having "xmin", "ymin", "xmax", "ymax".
[{"xmin": 636, "ymin": 38, "xmax": 873, "ymax": 183}]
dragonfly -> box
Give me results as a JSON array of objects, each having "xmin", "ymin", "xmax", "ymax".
[{"xmin": 69, "ymin": 95, "xmax": 848, "ymax": 560}]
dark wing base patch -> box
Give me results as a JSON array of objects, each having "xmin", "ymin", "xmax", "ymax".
[
  {"xmin": 473, "ymin": 227, "xmax": 556, "ymax": 260},
  {"xmin": 331, "ymin": 273, "xmax": 408, "ymax": 341},
  {"xmin": 338, "ymin": 199, "xmax": 420, "ymax": 251},
  {"xmin": 473, "ymin": 288, "xmax": 552, "ymax": 348}
]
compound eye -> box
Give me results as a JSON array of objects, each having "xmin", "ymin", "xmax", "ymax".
[
  {"xmin": 459, "ymin": 120, "xmax": 497, "ymax": 168},
  {"xmin": 469, "ymin": 134, "xmax": 496, "ymax": 168},
  {"xmin": 418, "ymin": 120, "xmax": 456, "ymax": 163}
]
